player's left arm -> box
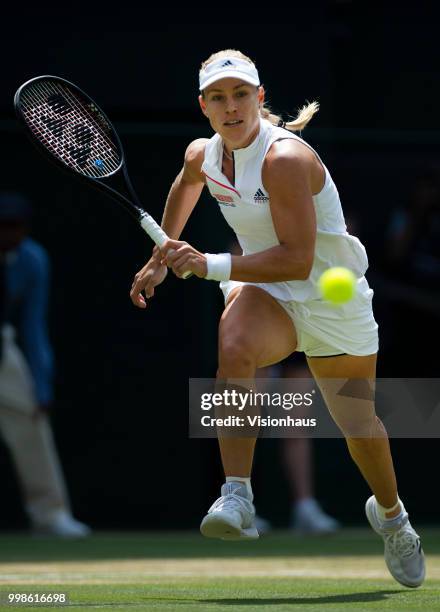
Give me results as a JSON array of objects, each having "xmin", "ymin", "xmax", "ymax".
[{"xmin": 230, "ymin": 140, "xmax": 317, "ymax": 281}]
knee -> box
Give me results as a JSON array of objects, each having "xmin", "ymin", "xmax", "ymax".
[
  {"xmin": 218, "ymin": 333, "xmax": 257, "ymax": 375},
  {"xmin": 342, "ymin": 415, "xmax": 387, "ymax": 441}
]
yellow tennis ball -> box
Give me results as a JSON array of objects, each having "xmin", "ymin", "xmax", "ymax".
[{"xmin": 318, "ymin": 267, "xmax": 356, "ymax": 304}]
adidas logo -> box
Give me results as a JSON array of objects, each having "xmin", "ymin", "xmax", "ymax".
[
  {"xmin": 254, "ymin": 188, "xmax": 269, "ymax": 203},
  {"xmin": 221, "ymin": 60, "xmax": 234, "ymax": 67}
]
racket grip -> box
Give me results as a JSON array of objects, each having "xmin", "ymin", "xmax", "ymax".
[
  {"xmin": 140, "ymin": 214, "xmax": 193, "ymax": 279},
  {"xmin": 140, "ymin": 213, "xmax": 168, "ymax": 247}
]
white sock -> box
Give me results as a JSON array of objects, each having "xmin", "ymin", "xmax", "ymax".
[
  {"xmin": 376, "ymin": 497, "xmax": 403, "ymax": 521},
  {"xmin": 226, "ymin": 476, "xmax": 253, "ymax": 501}
]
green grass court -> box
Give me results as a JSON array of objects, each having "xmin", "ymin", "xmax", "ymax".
[{"xmin": 0, "ymin": 529, "xmax": 439, "ymax": 611}]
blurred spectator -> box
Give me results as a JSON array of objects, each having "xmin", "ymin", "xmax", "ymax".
[
  {"xmin": 255, "ymin": 354, "xmax": 340, "ymax": 535},
  {"xmin": 0, "ymin": 191, "xmax": 90, "ymax": 537}
]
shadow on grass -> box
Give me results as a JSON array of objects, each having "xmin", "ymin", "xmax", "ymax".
[
  {"xmin": 139, "ymin": 589, "xmax": 405, "ymax": 607},
  {"xmin": 199, "ymin": 589, "xmax": 404, "ymax": 605}
]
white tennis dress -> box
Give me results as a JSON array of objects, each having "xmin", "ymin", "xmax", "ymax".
[{"xmin": 202, "ymin": 118, "xmax": 378, "ymax": 356}]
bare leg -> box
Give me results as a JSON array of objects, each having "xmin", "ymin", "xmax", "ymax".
[
  {"xmin": 307, "ymin": 353, "xmax": 400, "ymax": 519},
  {"xmin": 217, "ymin": 286, "xmax": 297, "ymax": 478},
  {"xmin": 200, "ymin": 286, "xmax": 298, "ymax": 540}
]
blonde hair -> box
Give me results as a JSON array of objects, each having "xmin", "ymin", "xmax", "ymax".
[{"xmin": 200, "ymin": 49, "xmax": 319, "ymax": 132}]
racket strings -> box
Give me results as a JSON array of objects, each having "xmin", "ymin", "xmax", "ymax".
[
  {"xmin": 55, "ymin": 83, "xmax": 119, "ymax": 166},
  {"xmin": 25, "ymin": 80, "xmax": 120, "ymax": 176},
  {"xmin": 23, "ymin": 80, "xmax": 120, "ymax": 174},
  {"xmin": 19, "ymin": 80, "xmax": 121, "ymax": 178}
]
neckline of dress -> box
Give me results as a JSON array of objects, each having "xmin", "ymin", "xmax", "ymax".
[{"xmin": 220, "ymin": 118, "xmax": 267, "ymax": 165}]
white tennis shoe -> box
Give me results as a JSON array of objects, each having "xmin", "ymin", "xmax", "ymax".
[
  {"xmin": 32, "ymin": 510, "xmax": 91, "ymax": 538},
  {"xmin": 365, "ymin": 496, "xmax": 425, "ymax": 588},
  {"xmin": 200, "ymin": 482, "xmax": 259, "ymax": 541}
]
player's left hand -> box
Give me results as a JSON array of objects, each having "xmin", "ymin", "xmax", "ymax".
[{"xmin": 161, "ymin": 239, "xmax": 207, "ymax": 279}]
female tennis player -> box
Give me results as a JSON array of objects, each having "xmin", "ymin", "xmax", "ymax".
[{"xmin": 130, "ymin": 49, "xmax": 425, "ymax": 588}]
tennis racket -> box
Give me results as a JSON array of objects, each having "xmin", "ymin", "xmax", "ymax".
[{"xmin": 13, "ymin": 75, "xmax": 192, "ymax": 278}]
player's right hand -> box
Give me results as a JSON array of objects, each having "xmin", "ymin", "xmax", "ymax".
[{"xmin": 130, "ymin": 255, "xmax": 168, "ymax": 308}]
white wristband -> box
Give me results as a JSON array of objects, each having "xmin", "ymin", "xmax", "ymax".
[{"xmin": 204, "ymin": 253, "xmax": 232, "ymax": 281}]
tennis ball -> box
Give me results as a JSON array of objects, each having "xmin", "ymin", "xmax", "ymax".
[{"xmin": 318, "ymin": 267, "xmax": 356, "ymax": 304}]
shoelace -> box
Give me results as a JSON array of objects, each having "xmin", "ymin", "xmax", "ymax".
[
  {"xmin": 386, "ymin": 527, "xmax": 420, "ymax": 559},
  {"xmin": 209, "ymin": 493, "xmax": 253, "ymax": 516}
]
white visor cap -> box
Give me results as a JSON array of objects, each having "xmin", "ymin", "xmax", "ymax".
[{"xmin": 199, "ymin": 57, "xmax": 260, "ymax": 91}]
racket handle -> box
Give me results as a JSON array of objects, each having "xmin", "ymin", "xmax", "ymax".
[
  {"xmin": 140, "ymin": 213, "xmax": 193, "ymax": 279},
  {"xmin": 140, "ymin": 213, "xmax": 168, "ymax": 247}
]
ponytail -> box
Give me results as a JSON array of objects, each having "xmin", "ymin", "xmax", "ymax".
[{"xmin": 260, "ymin": 100, "xmax": 319, "ymax": 132}]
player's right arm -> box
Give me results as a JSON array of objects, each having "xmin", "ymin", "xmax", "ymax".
[{"xmin": 130, "ymin": 138, "xmax": 207, "ymax": 308}]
